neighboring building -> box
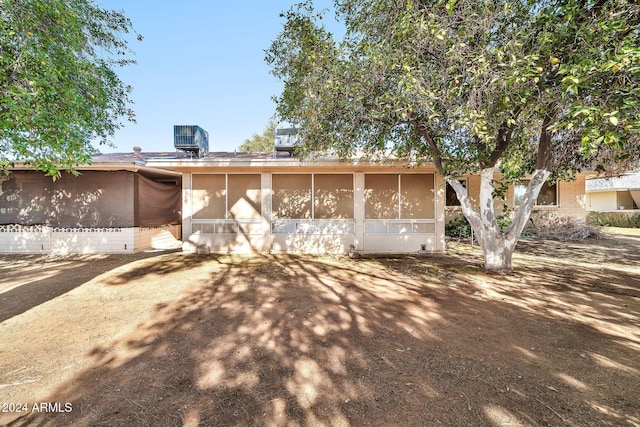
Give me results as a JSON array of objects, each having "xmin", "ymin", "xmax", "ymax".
[
  {"xmin": 586, "ymin": 173, "xmax": 640, "ymax": 212},
  {"xmin": 445, "ymin": 173, "xmax": 588, "ymax": 225},
  {"xmin": 0, "ymin": 154, "xmax": 182, "ymax": 254},
  {"xmin": 1, "ymin": 149, "xmax": 590, "ymax": 255}
]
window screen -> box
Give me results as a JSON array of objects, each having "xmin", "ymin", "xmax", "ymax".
[
  {"xmin": 228, "ymin": 174, "xmax": 262, "ymax": 220},
  {"xmin": 514, "ymin": 182, "xmax": 526, "ymax": 206},
  {"xmin": 314, "ymin": 174, "xmax": 354, "ymax": 219},
  {"xmin": 272, "ymin": 174, "xmax": 312, "ymax": 219},
  {"xmin": 365, "ymin": 174, "xmax": 399, "ymax": 219},
  {"xmin": 514, "ymin": 180, "xmax": 557, "ymax": 206},
  {"xmin": 192, "ymin": 174, "xmax": 226, "ymax": 219},
  {"xmin": 401, "ymin": 174, "xmax": 435, "ymax": 218}
]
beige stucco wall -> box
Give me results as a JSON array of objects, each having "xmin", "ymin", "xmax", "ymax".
[
  {"xmin": 550, "ymin": 174, "xmax": 587, "ymax": 221},
  {"xmin": 587, "ymin": 191, "xmax": 618, "ymax": 212},
  {"xmin": 587, "ymin": 190, "xmax": 639, "ymax": 212}
]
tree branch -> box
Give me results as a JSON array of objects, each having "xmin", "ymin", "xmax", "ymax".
[
  {"xmin": 476, "ymin": 135, "xmax": 487, "ymax": 164},
  {"xmin": 536, "ymin": 112, "xmax": 554, "ymax": 171},
  {"xmin": 588, "ymin": 0, "xmax": 611, "ymax": 17},
  {"xmin": 489, "ymin": 106, "xmax": 522, "ymax": 167},
  {"xmin": 574, "ymin": 0, "xmax": 611, "ymax": 25},
  {"xmin": 408, "ymin": 114, "xmax": 444, "ymax": 172}
]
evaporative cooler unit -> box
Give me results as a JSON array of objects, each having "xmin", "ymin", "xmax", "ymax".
[
  {"xmin": 174, "ymin": 125, "xmax": 209, "ymax": 158},
  {"xmin": 274, "ymin": 128, "xmax": 298, "ymax": 154}
]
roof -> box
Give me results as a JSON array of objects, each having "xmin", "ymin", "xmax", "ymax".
[
  {"xmin": 91, "ymin": 151, "xmax": 280, "ymax": 163},
  {"xmin": 586, "ymin": 173, "xmax": 640, "ymax": 192},
  {"xmin": 91, "ymin": 151, "xmax": 437, "ymax": 172},
  {"xmin": 6, "ymin": 151, "xmax": 437, "ymax": 188}
]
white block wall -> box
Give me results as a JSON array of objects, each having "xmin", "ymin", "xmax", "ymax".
[{"xmin": 0, "ymin": 225, "xmax": 181, "ymax": 254}]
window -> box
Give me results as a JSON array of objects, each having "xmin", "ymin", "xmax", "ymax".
[
  {"xmin": 364, "ymin": 174, "xmax": 435, "ymax": 219},
  {"xmin": 192, "ymin": 174, "xmax": 226, "ymax": 219},
  {"xmin": 192, "ymin": 174, "xmax": 262, "ymax": 220},
  {"xmin": 314, "ymin": 174, "xmax": 354, "ymax": 219},
  {"xmin": 272, "ymin": 174, "xmax": 354, "ymax": 219},
  {"xmin": 364, "ymin": 174, "xmax": 399, "ymax": 219},
  {"xmin": 227, "ymin": 175, "xmax": 262, "ymax": 220},
  {"xmin": 514, "ymin": 180, "xmax": 557, "ymax": 206},
  {"xmin": 401, "ymin": 174, "xmax": 435, "ymax": 218},
  {"xmin": 272, "ymin": 174, "xmax": 312, "ymax": 219},
  {"xmin": 445, "ymin": 179, "xmax": 467, "ymax": 207}
]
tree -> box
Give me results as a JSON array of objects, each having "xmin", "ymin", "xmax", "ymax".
[
  {"xmin": 0, "ymin": 0, "xmax": 141, "ymax": 177},
  {"xmin": 238, "ymin": 119, "xmax": 277, "ymax": 152},
  {"xmin": 267, "ymin": 0, "xmax": 640, "ymax": 272}
]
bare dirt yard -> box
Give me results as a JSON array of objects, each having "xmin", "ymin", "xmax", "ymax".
[{"xmin": 0, "ymin": 235, "xmax": 639, "ymax": 426}]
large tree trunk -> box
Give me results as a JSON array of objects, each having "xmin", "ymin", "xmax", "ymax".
[
  {"xmin": 447, "ymin": 168, "xmax": 550, "ymax": 273},
  {"xmin": 479, "ymin": 234, "xmax": 515, "ymax": 272}
]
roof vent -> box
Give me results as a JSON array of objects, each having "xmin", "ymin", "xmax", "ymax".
[
  {"xmin": 174, "ymin": 125, "xmax": 209, "ymax": 158},
  {"xmin": 133, "ymin": 146, "xmax": 142, "ymax": 154}
]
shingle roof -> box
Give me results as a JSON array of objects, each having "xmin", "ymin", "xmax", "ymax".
[{"xmin": 586, "ymin": 173, "xmax": 640, "ymax": 192}]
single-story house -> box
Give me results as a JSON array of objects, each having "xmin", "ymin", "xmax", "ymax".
[
  {"xmin": 1, "ymin": 149, "xmax": 589, "ymax": 255},
  {"xmin": 143, "ymin": 152, "xmax": 445, "ymax": 254},
  {"xmin": 586, "ymin": 172, "xmax": 640, "ymax": 212}
]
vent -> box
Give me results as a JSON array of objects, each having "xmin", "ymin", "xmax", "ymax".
[
  {"xmin": 274, "ymin": 128, "xmax": 298, "ymax": 154},
  {"xmin": 174, "ymin": 125, "xmax": 209, "ymax": 158}
]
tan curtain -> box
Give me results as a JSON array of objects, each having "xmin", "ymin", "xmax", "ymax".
[
  {"xmin": 135, "ymin": 174, "xmax": 181, "ymax": 226},
  {"xmin": 0, "ymin": 171, "xmax": 136, "ymax": 227},
  {"xmin": 364, "ymin": 174, "xmax": 399, "ymax": 219}
]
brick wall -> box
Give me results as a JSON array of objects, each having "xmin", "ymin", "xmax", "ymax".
[{"xmin": 445, "ymin": 173, "xmax": 587, "ymax": 224}]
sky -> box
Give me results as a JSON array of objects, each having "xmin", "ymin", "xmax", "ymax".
[{"xmin": 96, "ymin": 0, "xmax": 339, "ymax": 154}]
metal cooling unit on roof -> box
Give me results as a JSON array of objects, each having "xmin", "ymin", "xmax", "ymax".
[
  {"xmin": 174, "ymin": 125, "xmax": 209, "ymax": 158},
  {"xmin": 274, "ymin": 128, "xmax": 298, "ymax": 154}
]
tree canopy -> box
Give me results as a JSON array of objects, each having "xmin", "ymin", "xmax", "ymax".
[
  {"xmin": 267, "ymin": 0, "xmax": 640, "ymax": 271},
  {"xmin": 0, "ymin": 0, "xmax": 141, "ymax": 177},
  {"xmin": 238, "ymin": 119, "xmax": 277, "ymax": 152}
]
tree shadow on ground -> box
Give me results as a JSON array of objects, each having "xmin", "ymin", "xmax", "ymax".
[
  {"xmin": 4, "ymin": 239, "xmax": 640, "ymax": 426},
  {"xmin": 0, "ymin": 250, "xmax": 180, "ymax": 323}
]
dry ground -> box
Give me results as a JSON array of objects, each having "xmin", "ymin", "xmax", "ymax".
[{"xmin": 0, "ymin": 236, "xmax": 639, "ymax": 426}]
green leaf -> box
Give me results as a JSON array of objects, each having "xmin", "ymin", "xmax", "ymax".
[
  {"xmin": 1, "ymin": 0, "xmax": 141, "ymax": 176},
  {"xmin": 267, "ymin": 0, "xmax": 640, "ymax": 185}
]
